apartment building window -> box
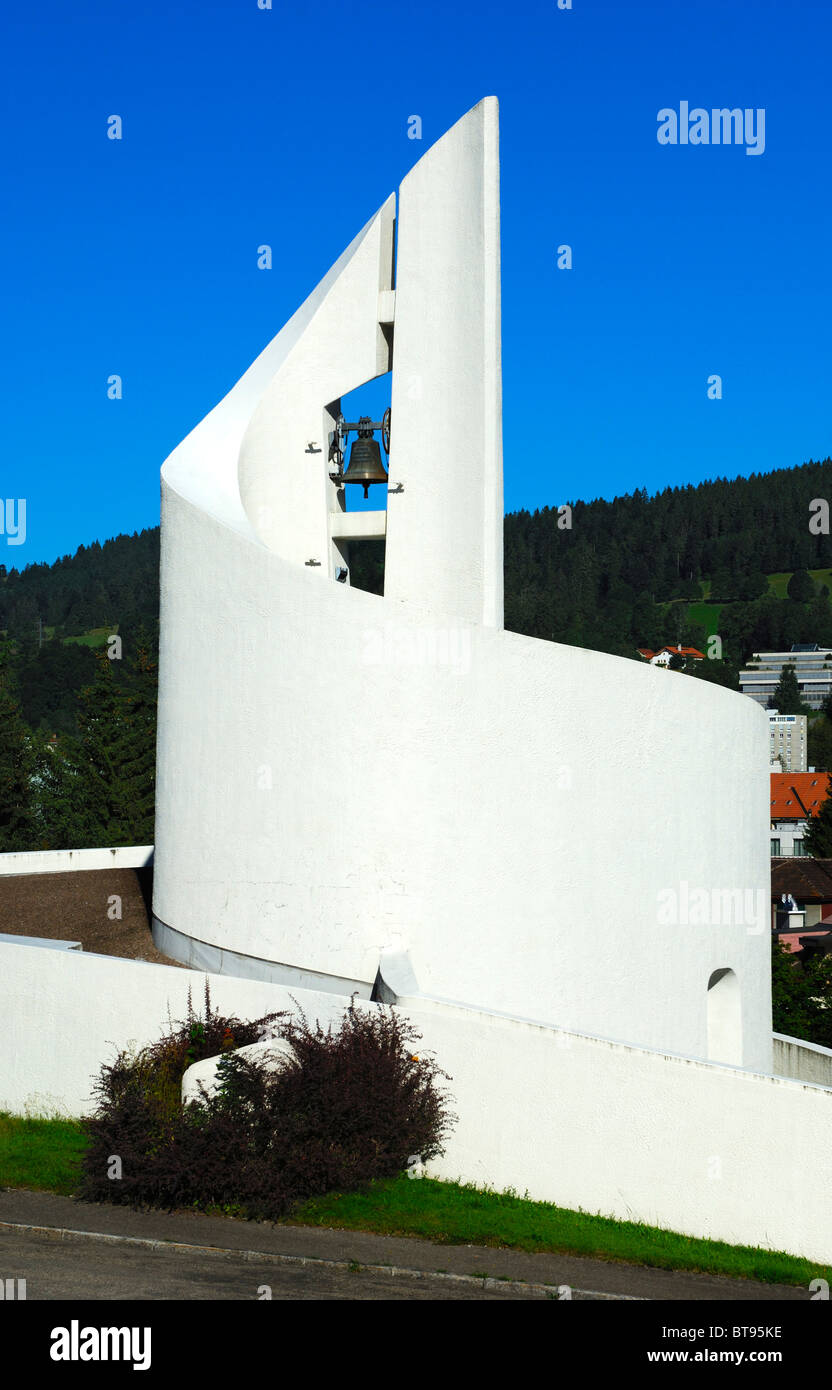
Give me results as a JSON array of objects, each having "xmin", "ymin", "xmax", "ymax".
[
  {"xmin": 771, "ymin": 838, "xmax": 781, "ymax": 855},
  {"xmin": 793, "ymin": 839, "xmax": 807, "ymax": 857}
]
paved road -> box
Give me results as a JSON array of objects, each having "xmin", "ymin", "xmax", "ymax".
[
  {"xmin": 0, "ymin": 1227, "xmax": 550, "ymax": 1300},
  {"xmin": 0, "ymin": 1189, "xmax": 811, "ymax": 1301}
]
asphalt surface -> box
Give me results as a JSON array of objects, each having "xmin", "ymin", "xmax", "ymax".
[
  {"xmin": 0, "ymin": 1188, "xmax": 813, "ymax": 1301},
  {"xmin": 0, "ymin": 1227, "xmax": 549, "ymax": 1300}
]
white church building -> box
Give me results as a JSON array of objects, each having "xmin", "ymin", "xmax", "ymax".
[{"xmin": 3, "ymin": 98, "xmax": 832, "ymax": 1266}]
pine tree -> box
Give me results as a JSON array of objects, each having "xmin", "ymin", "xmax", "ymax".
[
  {"xmin": 769, "ymin": 663, "xmax": 805, "ymax": 714},
  {"xmin": 787, "ymin": 568, "xmax": 815, "ymax": 603},
  {"xmin": 807, "ymin": 716, "xmax": 832, "ymax": 773},
  {"xmin": 0, "ymin": 642, "xmax": 35, "ymax": 850},
  {"xmin": 76, "ymin": 651, "xmax": 135, "ymax": 843},
  {"xmin": 117, "ymin": 629, "xmax": 157, "ymax": 843},
  {"xmin": 30, "ymin": 732, "xmax": 103, "ymax": 850},
  {"xmin": 804, "ymin": 784, "xmax": 832, "ymax": 857},
  {"xmin": 771, "ymin": 937, "xmax": 814, "ymax": 1040}
]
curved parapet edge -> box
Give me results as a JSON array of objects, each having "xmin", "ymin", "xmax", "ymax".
[
  {"xmin": 160, "ymin": 194, "xmax": 395, "ymax": 554},
  {"xmin": 385, "ymin": 96, "xmax": 503, "ymax": 627}
]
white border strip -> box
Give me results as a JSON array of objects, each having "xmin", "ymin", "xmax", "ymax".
[{"xmin": 0, "ymin": 846, "xmax": 154, "ymax": 876}]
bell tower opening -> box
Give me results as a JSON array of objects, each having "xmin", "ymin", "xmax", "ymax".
[{"xmin": 329, "ymin": 374, "xmax": 390, "ymax": 595}]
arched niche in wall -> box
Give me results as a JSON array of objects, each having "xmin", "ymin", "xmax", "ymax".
[{"xmin": 707, "ymin": 968, "xmax": 743, "ymax": 1067}]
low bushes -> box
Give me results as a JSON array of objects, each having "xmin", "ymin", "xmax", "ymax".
[{"xmin": 78, "ymin": 983, "xmax": 454, "ymax": 1220}]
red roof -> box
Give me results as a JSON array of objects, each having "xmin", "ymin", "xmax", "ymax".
[
  {"xmin": 637, "ymin": 645, "xmax": 706, "ymax": 661},
  {"xmin": 770, "ymin": 772, "xmax": 832, "ymax": 820}
]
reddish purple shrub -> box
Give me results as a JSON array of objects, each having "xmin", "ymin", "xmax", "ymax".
[{"xmin": 79, "ymin": 989, "xmax": 454, "ymax": 1220}]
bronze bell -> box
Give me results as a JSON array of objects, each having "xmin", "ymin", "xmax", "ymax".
[{"xmin": 342, "ymin": 417, "xmax": 388, "ymax": 498}]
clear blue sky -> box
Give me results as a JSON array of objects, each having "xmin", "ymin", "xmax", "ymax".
[{"xmin": 3, "ymin": 0, "xmax": 831, "ymax": 564}]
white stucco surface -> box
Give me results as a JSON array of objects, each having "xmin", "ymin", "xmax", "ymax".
[
  {"xmin": 384, "ymin": 97, "xmax": 503, "ymax": 626},
  {"xmin": 152, "ymin": 97, "xmax": 772, "ymax": 1072},
  {"xmin": 154, "ymin": 492, "xmax": 772, "ymax": 1070},
  {"xmin": 5, "ymin": 939, "xmax": 830, "ymax": 1263}
]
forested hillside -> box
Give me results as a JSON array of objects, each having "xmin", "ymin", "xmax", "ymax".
[
  {"xmin": 503, "ymin": 457, "xmax": 832, "ymax": 661},
  {"xmin": 0, "ymin": 529, "xmax": 159, "ymax": 649},
  {"xmin": 0, "ymin": 530, "xmax": 159, "ymax": 851}
]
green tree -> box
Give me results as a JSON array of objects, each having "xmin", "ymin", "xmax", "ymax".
[
  {"xmin": 709, "ymin": 567, "xmax": 734, "ymax": 601},
  {"xmin": 117, "ymin": 630, "xmax": 157, "ymax": 843},
  {"xmin": 29, "ymin": 732, "xmax": 104, "ymax": 850},
  {"xmin": 687, "ymin": 657, "xmax": 740, "ymax": 690},
  {"xmin": 801, "ymin": 950, "xmax": 832, "ymax": 1048},
  {"xmin": 769, "ymin": 663, "xmax": 805, "ymax": 714},
  {"xmin": 0, "ymin": 645, "xmax": 35, "ymax": 850},
  {"xmin": 771, "ymin": 937, "xmax": 815, "ymax": 1040},
  {"xmin": 804, "ymin": 785, "xmax": 832, "ymax": 857},
  {"xmin": 76, "ymin": 651, "xmax": 136, "ymax": 843},
  {"xmin": 787, "ymin": 569, "xmax": 815, "ymax": 603},
  {"xmin": 738, "ymin": 570, "xmax": 769, "ymax": 602},
  {"xmin": 808, "ymin": 717, "xmax": 832, "ymax": 773},
  {"xmin": 74, "ymin": 635, "xmax": 157, "ymax": 846}
]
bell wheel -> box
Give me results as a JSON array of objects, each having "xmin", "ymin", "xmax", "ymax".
[{"xmin": 381, "ymin": 406, "xmax": 391, "ymax": 455}]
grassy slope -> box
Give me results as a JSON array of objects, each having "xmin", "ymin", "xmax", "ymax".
[
  {"xmin": 0, "ymin": 1112, "xmax": 88, "ymax": 1196},
  {"xmin": 767, "ymin": 568, "xmax": 832, "ymax": 599},
  {"xmin": 681, "ymin": 568, "xmax": 832, "ymax": 643},
  {"xmin": 685, "ymin": 601, "xmax": 722, "ymax": 636},
  {"xmin": 1, "ymin": 1114, "xmax": 827, "ymax": 1288},
  {"xmin": 289, "ymin": 1177, "xmax": 829, "ymax": 1287},
  {"xmin": 61, "ymin": 626, "xmax": 117, "ymax": 647}
]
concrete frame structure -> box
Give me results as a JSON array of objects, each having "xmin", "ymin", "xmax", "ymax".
[{"xmin": 153, "ymin": 97, "xmax": 772, "ymax": 1072}]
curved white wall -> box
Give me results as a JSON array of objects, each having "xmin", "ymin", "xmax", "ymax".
[
  {"xmin": 154, "ymin": 488, "xmax": 771, "ymax": 1070},
  {"xmin": 153, "ymin": 97, "xmax": 771, "ymax": 1074}
]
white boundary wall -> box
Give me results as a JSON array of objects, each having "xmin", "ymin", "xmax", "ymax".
[
  {"xmin": 773, "ymin": 1031, "xmax": 832, "ymax": 1088},
  {"xmin": 0, "ymin": 941, "xmax": 345, "ymax": 1118},
  {"xmin": 0, "ymin": 847, "xmax": 153, "ymax": 876},
  {"xmin": 4, "ymin": 940, "xmax": 832, "ymax": 1265},
  {"xmin": 404, "ymin": 996, "xmax": 832, "ymax": 1267}
]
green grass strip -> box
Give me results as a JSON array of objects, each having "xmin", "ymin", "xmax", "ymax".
[
  {"xmin": 2, "ymin": 1113, "xmax": 827, "ymax": 1288},
  {"xmin": 288, "ymin": 1175, "xmax": 831, "ymax": 1289},
  {"xmin": 0, "ymin": 1112, "xmax": 88, "ymax": 1197}
]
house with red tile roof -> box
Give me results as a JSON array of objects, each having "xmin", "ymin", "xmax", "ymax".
[
  {"xmin": 636, "ymin": 645, "xmax": 706, "ymax": 666},
  {"xmin": 770, "ymin": 771, "xmax": 831, "ymax": 858}
]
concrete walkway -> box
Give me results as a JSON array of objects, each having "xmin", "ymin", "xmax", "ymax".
[{"xmin": 0, "ymin": 1189, "xmax": 809, "ymax": 1301}]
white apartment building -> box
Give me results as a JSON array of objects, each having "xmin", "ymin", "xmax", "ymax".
[
  {"xmin": 769, "ymin": 712, "xmax": 807, "ymax": 772},
  {"xmin": 741, "ymin": 644, "xmax": 832, "ymax": 711}
]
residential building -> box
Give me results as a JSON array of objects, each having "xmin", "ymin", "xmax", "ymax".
[
  {"xmin": 768, "ymin": 711, "xmax": 807, "ymax": 772},
  {"xmin": 770, "ymin": 771, "xmax": 831, "ymax": 857},
  {"xmin": 636, "ymin": 645, "xmax": 706, "ymax": 667},
  {"xmin": 741, "ymin": 644, "xmax": 832, "ymax": 710},
  {"xmin": 771, "ymin": 857, "xmax": 832, "ymax": 953}
]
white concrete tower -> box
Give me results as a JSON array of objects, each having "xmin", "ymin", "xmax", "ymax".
[{"xmin": 153, "ymin": 98, "xmax": 772, "ymax": 1073}]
